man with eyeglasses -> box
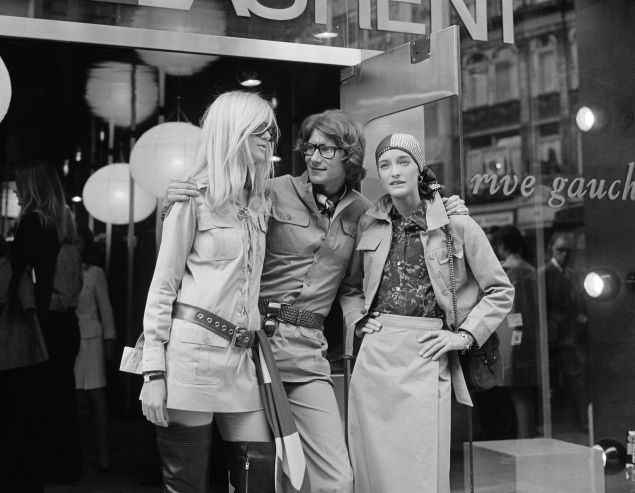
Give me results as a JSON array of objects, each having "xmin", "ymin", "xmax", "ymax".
[{"xmin": 163, "ymin": 109, "xmax": 466, "ymax": 492}]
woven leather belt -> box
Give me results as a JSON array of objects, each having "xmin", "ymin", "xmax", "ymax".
[
  {"xmin": 173, "ymin": 302, "xmax": 255, "ymax": 348},
  {"xmin": 258, "ymin": 298, "xmax": 324, "ymax": 330}
]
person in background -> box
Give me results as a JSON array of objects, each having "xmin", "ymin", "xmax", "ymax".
[
  {"xmin": 541, "ymin": 231, "xmax": 589, "ymax": 430},
  {"xmin": 164, "ymin": 113, "xmax": 469, "ymax": 493},
  {"xmin": 491, "ymin": 225, "xmax": 539, "ymax": 438},
  {"xmin": 339, "ymin": 133, "xmax": 514, "ymax": 493},
  {"xmin": 74, "ymin": 225, "xmax": 116, "ymax": 470},
  {"xmin": 9, "ymin": 160, "xmax": 83, "ymax": 485}
]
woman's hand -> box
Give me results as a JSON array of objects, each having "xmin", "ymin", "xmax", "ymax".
[
  {"xmin": 443, "ymin": 195, "xmax": 469, "ymax": 215},
  {"xmin": 141, "ymin": 379, "xmax": 169, "ymax": 427},
  {"xmin": 417, "ymin": 329, "xmax": 465, "ymax": 360},
  {"xmin": 355, "ymin": 312, "xmax": 382, "ymax": 338},
  {"xmin": 161, "ymin": 179, "xmax": 199, "ymax": 214}
]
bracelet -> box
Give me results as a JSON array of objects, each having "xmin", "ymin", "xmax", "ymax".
[
  {"xmin": 458, "ymin": 332, "xmax": 473, "ymax": 354},
  {"xmin": 143, "ymin": 371, "xmax": 165, "ymax": 383}
]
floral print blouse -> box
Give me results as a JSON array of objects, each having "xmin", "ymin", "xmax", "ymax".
[{"xmin": 370, "ymin": 201, "xmax": 443, "ymax": 318}]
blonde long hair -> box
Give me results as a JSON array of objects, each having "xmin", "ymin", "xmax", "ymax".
[
  {"xmin": 190, "ymin": 91, "xmax": 277, "ymax": 210},
  {"xmin": 15, "ymin": 160, "xmax": 76, "ymax": 244}
]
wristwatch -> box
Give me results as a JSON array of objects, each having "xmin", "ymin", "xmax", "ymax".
[{"xmin": 143, "ymin": 372, "xmax": 165, "ymax": 383}]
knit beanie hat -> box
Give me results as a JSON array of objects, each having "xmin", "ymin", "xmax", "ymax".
[{"xmin": 375, "ymin": 133, "xmax": 425, "ymax": 173}]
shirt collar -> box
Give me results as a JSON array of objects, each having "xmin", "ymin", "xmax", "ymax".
[
  {"xmin": 389, "ymin": 200, "xmax": 427, "ymax": 230},
  {"xmin": 366, "ymin": 192, "xmax": 449, "ymax": 230}
]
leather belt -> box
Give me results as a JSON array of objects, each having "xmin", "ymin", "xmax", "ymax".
[
  {"xmin": 173, "ymin": 302, "xmax": 255, "ymax": 349},
  {"xmin": 258, "ymin": 298, "xmax": 324, "ymax": 330}
]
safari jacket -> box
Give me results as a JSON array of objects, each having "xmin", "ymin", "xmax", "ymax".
[
  {"xmin": 140, "ymin": 189, "xmax": 268, "ymax": 373},
  {"xmin": 339, "ymin": 194, "xmax": 515, "ymax": 355}
]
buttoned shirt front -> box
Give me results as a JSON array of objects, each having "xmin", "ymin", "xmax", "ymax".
[
  {"xmin": 142, "ymin": 189, "xmax": 268, "ymax": 372},
  {"xmin": 260, "ymin": 172, "xmax": 371, "ymax": 318}
]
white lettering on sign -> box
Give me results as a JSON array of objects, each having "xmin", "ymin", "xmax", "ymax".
[
  {"xmin": 470, "ymin": 162, "xmax": 635, "ymax": 209},
  {"xmin": 230, "ymin": 0, "xmax": 308, "ymax": 21},
  {"xmin": 92, "ymin": 0, "xmax": 515, "ymax": 44},
  {"xmin": 231, "ymin": 0, "xmax": 515, "ymax": 43}
]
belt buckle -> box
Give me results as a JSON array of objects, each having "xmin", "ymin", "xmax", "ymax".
[
  {"xmin": 266, "ymin": 300, "xmax": 282, "ymax": 318},
  {"xmin": 234, "ymin": 327, "xmax": 251, "ymax": 347}
]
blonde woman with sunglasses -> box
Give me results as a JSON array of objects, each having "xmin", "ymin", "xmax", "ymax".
[{"xmin": 122, "ymin": 91, "xmax": 291, "ymax": 493}]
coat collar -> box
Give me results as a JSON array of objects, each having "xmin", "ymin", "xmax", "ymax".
[{"xmin": 365, "ymin": 193, "xmax": 450, "ymax": 231}]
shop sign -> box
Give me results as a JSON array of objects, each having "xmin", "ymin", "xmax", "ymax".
[
  {"xmin": 470, "ymin": 162, "xmax": 635, "ymax": 208},
  {"xmin": 93, "ymin": 0, "xmax": 516, "ymax": 44}
]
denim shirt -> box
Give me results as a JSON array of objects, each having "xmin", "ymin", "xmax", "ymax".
[{"xmin": 340, "ymin": 194, "xmax": 515, "ymax": 356}]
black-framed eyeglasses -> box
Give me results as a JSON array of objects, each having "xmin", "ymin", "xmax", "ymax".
[
  {"xmin": 300, "ymin": 142, "xmax": 342, "ymax": 159},
  {"xmin": 252, "ymin": 121, "xmax": 279, "ymax": 143}
]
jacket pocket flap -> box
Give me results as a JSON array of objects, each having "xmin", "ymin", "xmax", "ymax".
[
  {"xmin": 272, "ymin": 203, "xmax": 310, "ymax": 227},
  {"xmin": 435, "ymin": 241, "xmax": 465, "ymax": 264},
  {"xmin": 197, "ymin": 211, "xmax": 234, "ymax": 231},
  {"xmin": 179, "ymin": 324, "xmax": 229, "ymax": 348},
  {"xmin": 356, "ymin": 235, "xmax": 382, "ymax": 251}
]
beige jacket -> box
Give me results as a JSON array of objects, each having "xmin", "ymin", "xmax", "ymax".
[{"xmin": 340, "ymin": 194, "xmax": 515, "ymax": 355}]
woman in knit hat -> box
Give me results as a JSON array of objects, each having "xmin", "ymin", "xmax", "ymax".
[{"xmin": 339, "ymin": 133, "xmax": 515, "ymax": 492}]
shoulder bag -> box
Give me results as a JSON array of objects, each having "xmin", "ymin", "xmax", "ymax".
[{"xmin": 444, "ymin": 225, "xmax": 504, "ymax": 391}]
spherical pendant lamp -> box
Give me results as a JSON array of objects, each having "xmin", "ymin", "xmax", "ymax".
[
  {"xmin": 0, "ymin": 55, "xmax": 11, "ymax": 124},
  {"xmin": 136, "ymin": 50, "xmax": 217, "ymax": 77},
  {"xmin": 130, "ymin": 122, "xmax": 201, "ymax": 198},
  {"xmin": 85, "ymin": 62, "xmax": 158, "ymax": 127},
  {"xmin": 83, "ymin": 163, "xmax": 156, "ymax": 224}
]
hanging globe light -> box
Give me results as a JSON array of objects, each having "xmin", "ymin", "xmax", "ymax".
[
  {"xmin": 82, "ymin": 163, "xmax": 156, "ymax": 224},
  {"xmin": 130, "ymin": 122, "xmax": 201, "ymax": 198},
  {"xmin": 136, "ymin": 50, "xmax": 217, "ymax": 77},
  {"xmin": 84, "ymin": 61, "xmax": 158, "ymax": 127},
  {"xmin": 0, "ymin": 55, "xmax": 12, "ymax": 124}
]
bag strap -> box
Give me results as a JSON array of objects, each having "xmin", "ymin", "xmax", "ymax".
[
  {"xmin": 444, "ymin": 224, "xmax": 475, "ymax": 493},
  {"xmin": 444, "ymin": 225, "xmax": 459, "ymax": 332}
]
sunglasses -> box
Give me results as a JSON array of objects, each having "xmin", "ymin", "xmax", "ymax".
[
  {"xmin": 300, "ymin": 142, "xmax": 342, "ymax": 159},
  {"xmin": 252, "ymin": 121, "xmax": 279, "ymax": 143}
]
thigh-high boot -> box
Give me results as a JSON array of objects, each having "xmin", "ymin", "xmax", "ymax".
[
  {"xmin": 224, "ymin": 441, "xmax": 275, "ymax": 493},
  {"xmin": 156, "ymin": 423, "xmax": 212, "ymax": 493}
]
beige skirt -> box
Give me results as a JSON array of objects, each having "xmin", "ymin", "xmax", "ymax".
[
  {"xmin": 348, "ymin": 314, "xmax": 466, "ymax": 493},
  {"xmin": 75, "ymin": 337, "xmax": 107, "ymax": 390}
]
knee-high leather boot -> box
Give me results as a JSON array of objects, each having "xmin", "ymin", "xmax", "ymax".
[
  {"xmin": 224, "ymin": 441, "xmax": 275, "ymax": 493},
  {"xmin": 156, "ymin": 424, "xmax": 212, "ymax": 493}
]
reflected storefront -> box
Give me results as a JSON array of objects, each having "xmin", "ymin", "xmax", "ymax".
[{"xmin": 1, "ymin": 1, "xmax": 634, "ymax": 491}]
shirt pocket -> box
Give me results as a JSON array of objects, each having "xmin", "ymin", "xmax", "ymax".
[
  {"xmin": 331, "ymin": 218, "xmax": 358, "ymax": 265},
  {"xmin": 174, "ymin": 323, "xmax": 230, "ymax": 386},
  {"xmin": 195, "ymin": 212, "xmax": 242, "ymax": 261},
  {"xmin": 268, "ymin": 202, "xmax": 311, "ymax": 254}
]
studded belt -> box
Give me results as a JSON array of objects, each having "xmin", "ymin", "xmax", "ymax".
[
  {"xmin": 258, "ymin": 298, "xmax": 325, "ymax": 330},
  {"xmin": 172, "ymin": 302, "xmax": 255, "ymax": 348}
]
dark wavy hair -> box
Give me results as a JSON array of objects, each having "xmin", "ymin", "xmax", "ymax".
[
  {"xmin": 295, "ymin": 109, "xmax": 366, "ymax": 187},
  {"xmin": 491, "ymin": 225, "xmax": 525, "ymax": 256}
]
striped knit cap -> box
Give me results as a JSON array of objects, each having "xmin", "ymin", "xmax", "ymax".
[{"xmin": 375, "ymin": 133, "xmax": 425, "ymax": 173}]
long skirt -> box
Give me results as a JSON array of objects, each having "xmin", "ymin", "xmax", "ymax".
[{"xmin": 348, "ymin": 314, "xmax": 453, "ymax": 493}]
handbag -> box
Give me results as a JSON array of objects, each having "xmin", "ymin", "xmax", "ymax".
[
  {"xmin": 0, "ymin": 268, "xmax": 49, "ymax": 371},
  {"xmin": 444, "ymin": 225, "xmax": 503, "ymax": 392}
]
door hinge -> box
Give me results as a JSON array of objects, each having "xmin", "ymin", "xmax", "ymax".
[{"xmin": 410, "ymin": 36, "xmax": 431, "ymax": 64}]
